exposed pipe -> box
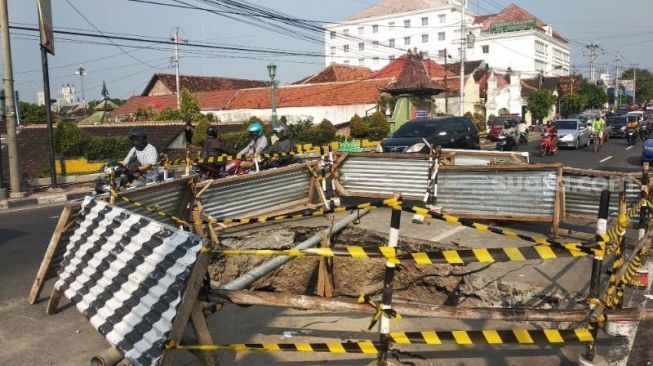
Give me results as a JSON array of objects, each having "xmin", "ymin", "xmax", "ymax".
[
  {"xmin": 216, "ymin": 209, "xmax": 370, "ymax": 291},
  {"xmin": 90, "ymin": 347, "xmax": 122, "ymax": 366}
]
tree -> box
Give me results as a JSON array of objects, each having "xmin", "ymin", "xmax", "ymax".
[
  {"xmin": 366, "ymin": 111, "xmax": 390, "ymax": 140},
  {"xmin": 311, "ymin": 119, "xmax": 336, "ymax": 145},
  {"xmin": 349, "ymin": 114, "xmax": 367, "ymax": 138},
  {"xmin": 560, "ymin": 94, "xmax": 587, "ymax": 117},
  {"xmin": 179, "ymin": 88, "xmax": 201, "ymax": 120},
  {"xmin": 621, "ymin": 68, "xmax": 653, "ymax": 104},
  {"xmin": 527, "ymin": 90, "xmax": 556, "ymax": 123},
  {"xmin": 54, "ymin": 122, "xmax": 87, "ymax": 157},
  {"xmin": 579, "ymin": 81, "xmax": 608, "ymax": 109},
  {"xmin": 192, "ymin": 119, "xmax": 210, "ymax": 146},
  {"xmin": 19, "ymin": 102, "xmax": 46, "ymax": 124}
]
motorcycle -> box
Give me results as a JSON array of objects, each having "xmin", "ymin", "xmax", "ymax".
[
  {"xmin": 588, "ymin": 131, "xmax": 600, "ymax": 153},
  {"xmin": 518, "ymin": 130, "xmax": 529, "ymax": 145},
  {"xmin": 539, "ymin": 131, "xmax": 558, "ymax": 157},
  {"xmin": 640, "ymin": 124, "xmax": 650, "ymax": 141},
  {"xmin": 495, "ymin": 134, "xmax": 517, "ymax": 151},
  {"xmin": 627, "ymin": 127, "xmax": 638, "ymax": 146},
  {"xmin": 94, "ymin": 162, "xmax": 132, "ymax": 194}
]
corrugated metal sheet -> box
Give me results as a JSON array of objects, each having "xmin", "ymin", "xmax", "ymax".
[
  {"xmin": 564, "ymin": 173, "xmax": 640, "ymax": 220},
  {"xmin": 200, "ymin": 167, "xmax": 312, "ymax": 219},
  {"xmin": 54, "ymin": 197, "xmax": 203, "ymax": 366},
  {"xmin": 444, "ymin": 149, "xmax": 530, "ymax": 165},
  {"xmin": 339, "ymin": 157, "xmax": 430, "ymax": 198},
  {"xmin": 115, "ymin": 176, "xmax": 194, "ymax": 226},
  {"xmin": 437, "ymin": 170, "xmax": 557, "ymax": 217}
]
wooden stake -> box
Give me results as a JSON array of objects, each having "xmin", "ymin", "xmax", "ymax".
[
  {"xmin": 315, "ymin": 216, "xmax": 335, "ymax": 298},
  {"xmin": 190, "ymin": 302, "xmax": 219, "ymax": 366}
]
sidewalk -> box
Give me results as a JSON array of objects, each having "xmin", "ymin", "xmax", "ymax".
[{"xmin": 0, "ymin": 184, "xmax": 93, "ymax": 211}]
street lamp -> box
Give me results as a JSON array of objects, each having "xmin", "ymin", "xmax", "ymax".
[{"xmin": 267, "ymin": 63, "xmax": 278, "ymax": 127}]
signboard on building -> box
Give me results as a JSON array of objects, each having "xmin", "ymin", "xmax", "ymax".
[
  {"xmin": 489, "ymin": 19, "xmax": 536, "ymax": 34},
  {"xmin": 36, "ymin": 0, "xmax": 54, "ymax": 55}
]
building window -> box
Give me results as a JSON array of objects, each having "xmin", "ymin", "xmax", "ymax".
[
  {"xmin": 438, "ymin": 49, "xmax": 446, "ymax": 58},
  {"xmin": 372, "ymin": 40, "xmax": 379, "ymax": 48},
  {"xmin": 389, "ymin": 55, "xmax": 395, "ymax": 61},
  {"xmin": 422, "ymin": 51, "xmax": 429, "ymax": 57},
  {"xmin": 535, "ymin": 40, "xmax": 547, "ymax": 55},
  {"xmin": 343, "ymin": 29, "xmax": 349, "ymax": 36},
  {"xmin": 344, "ymin": 60, "xmax": 349, "ymax": 64},
  {"xmin": 343, "ymin": 44, "xmax": 349, "ymax": 52},
  {"xmin": 372, "ymin": 24, "xmax": 379, "ymax": 33},
  {"xmin": 438, "ymin": 32, "xmax": 445, "ymax": 41},
  {"xmin": 359, "ymin": 58, "xmax": 365, "ymax": 66},
  {"xmin": 534, "ymin": 60, "xmax": 547, "ymax": 72},
  {"xmin": 482, "ymin": 45, "xmax": 489, "ymax": 53},
  {"xmin": 421, "ymin": 17, "xmax": 428, "ymax": 26},
  {"xmin": 389, "ymin": 21, "xmax": 395, "ymax": 30},
  {"xmin": 388, "ymin": 38, "xmax": 395, "ymax": 47},
  {"xmin": 373, "ymin": 57, "xmax": 379, "ymax": 65},
  {"xmin": 438, "ymin": 14, "xmax": 446, "ymax": 23},
  {"xmin": 358, "ymin": 26, "xmax": 364, "ymax": 35},
  {"xmin": 330, "ymin": 31, "xmax": 336, "ymax": 39},
  {"xmin": 404, "ymin": 19, "xmax": 411, "ymax": 28},
  {"xmin": 404, "ymin": 36, "xmax": 411, "ymax": 46},
  {"xmin": 358, "ymin": 42, "xmax": 365, "ymax": 51},
  {"xmin": 422, "ymin": 34, "xmax": 429, "ymax": 43},
  {"xmin": 330, "ymin": 46, "xmax": 336, "ymax": 54}
]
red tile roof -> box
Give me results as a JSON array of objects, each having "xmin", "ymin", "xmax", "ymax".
[
  {"xmin": 141, "ymin": 73, "xmax": 267, "ymax": 96},
  {"xmin": 473, "ymin": 3, "xmax": 566, "ymax": 42},
  {"xmin": 112, "ymin": 95, "xmax": 178, "ymax": 115},
  {"xmin": 295, "ymin": 64, "xmax": 373, "ymax": 84},
  {"xmin": 372, "ymin": 55, "xmax": 455, "ymax": 80}
]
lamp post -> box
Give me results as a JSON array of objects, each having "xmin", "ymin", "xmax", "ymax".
[{"xmin": 267, "ymin": 63, "xmax": 279, "ymax": 127}]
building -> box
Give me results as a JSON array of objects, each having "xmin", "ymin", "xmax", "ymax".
[
  {"xmin": 323, "ymin": 0, "xmax": 570, "ymax": 77},
  {"xmin": 141, "ymin": 73, "xmax": 267, "ymax": 96},
  {"xmin": 36, "ymin": 91, "xmax": 45, "ymax": 106}
]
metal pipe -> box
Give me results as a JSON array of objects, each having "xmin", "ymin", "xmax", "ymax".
[
  {"xmin": 218, "ymin": 209, "xmax": 370, "ymax": 291},
  {"xmin": 90, "ymin": 347, "xmax": 122, "ymax": 366}
]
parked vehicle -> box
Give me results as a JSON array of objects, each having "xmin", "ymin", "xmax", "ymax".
[
  {"xmin": 540, "ymin": 130, "xmax": 558, "ymax": 157},
  {"xmin": 607, "ymin": 116, "xmax": 628, "ymax": 138},
  {"xmin": 380, "ymin": 117, "xmax": 480, "ymax": 153},
  {"xmin": 496, "ymin": 133, "xmax": 517, "ymax": 151},
  {"xmin": 488, "ymin": 115, "xmax": 521, "ymax": 141},
  {"xmin": 642, "ymin": 139, "xmax": 653, "ymax": 164},
  {"xmin": 554, "ymin": 119, "xmax": 590, "ymax": 149}
]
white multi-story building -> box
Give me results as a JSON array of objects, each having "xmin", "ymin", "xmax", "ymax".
[{"xmin": 324, "ymin": 0, "xmax": 570, "ymax": 77}]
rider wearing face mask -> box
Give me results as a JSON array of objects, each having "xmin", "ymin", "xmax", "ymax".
[{"xmin": 121, "ymin": 127, "xmax": 159, "ymax": 184}]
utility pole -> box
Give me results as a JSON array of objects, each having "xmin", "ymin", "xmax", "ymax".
[
  {"xmin": 0, "ymin": 0, "xmax": 21, "ymax": 197},
  {"xmin": 75, "ymin": 66, "xmax": 86, "ymax": 102},
  {"xmin": 585, "ymin": 43, "xmax": 600, "ymax": 83},
  {"xmin": 633, "ymin": 64, "xmax": 638, "ymax": 105},
  {"xmin": 615, "ymin": 53, "xmax": 620, "ymax": 108},
  {"xmin": 172, "ymin": 27, "xmax": 183, "ymax": 109},
  {"xmin": 444, "ymin": 48, "xmax": 449, "ymax": 114},
  {"xmin": 458, "ymin": 0, "xmax": 466, "ymax": 116}
]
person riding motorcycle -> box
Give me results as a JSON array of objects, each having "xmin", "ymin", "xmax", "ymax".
[
  {"xmin": 591, "ymin": 113, "xmax": 606, "ymax": 145},
  {"xmin": 542, "ymin": 120, "xmax": 560, "ymax": 144},
  {"xmin": 262, "ymin": 124, "xmax": 296, "ymax": 168},
  {"xmin": 121, "ymin": 127, "xmax": 158, "ymax": 186},
  {"xmin": 236, "ymin": 121, "xmax": 269, "ymax": 171},
  {"xmin": 202, "ymin": 126, "xmax": 228, "ymax": 159},
  {"xmin": 626, "ymin": 117, "xmax": 640, "ymax": 141}
]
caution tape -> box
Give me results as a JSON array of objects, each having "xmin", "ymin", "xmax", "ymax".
[
  {"xmin": 210, "ymin": 243, "xmax": 602, "ymax": 264},
  {"xmin": 111, "ymin": 191, "xmax": 193, "ymax": 227},
  {"xmin": 358, "ymin": 293, "xmax": 402, "ymax": 330},
  {"xmin": 165, "ymin": 328, "xmax": 593, "ymax": 353},
  {"xmin": 405, "ymin": 206, "xmax": 602, "ymax": 256},
  {"xmin": 605, "ymin": 247, "xmax": 646, "ymax": 308},
  {"xmin": 162, "ymin": 151, "xmax": 300, "ymax": 166}
]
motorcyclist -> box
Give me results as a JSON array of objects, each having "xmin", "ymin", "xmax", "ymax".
[
  {"xmin": 542, "ymin": 120, "xmax": 560, "ymax": 145},
  {"xmin": 266, "ymin": 124, "xmax": 294, "ymax": 154},
  {"xmin": 517, "ymin": 120, "xmax": 528, "ymax": 143},
  {"xmin": 237, "ymin": 121, "xmax": 269, "ymax": 171},
  {"xmin": 202, "ymin": 125, "xmax": 228, "ymax": 159},
  {"xmin": 626, "ymin": 117, "xmax": 640, "ymax": 141},
  {"xmin": 120, "ymin": 127, "xmax": 158, "ymax": 186},
  {"xmin": 591, "ymin": 113, "xmax": 606, "ymax": 146}
]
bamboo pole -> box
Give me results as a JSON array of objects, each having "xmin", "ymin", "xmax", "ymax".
[{"xmin": 209, "ymin": 289, "xmax": 653, "ymax": 322}]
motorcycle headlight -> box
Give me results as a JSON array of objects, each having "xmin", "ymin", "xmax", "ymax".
[
  {"xmin": 621, "ymin": 126, "xmax": 626, "ymax": 131},
  {"xmin": 405, "ymin": 143, "xmax": 425, "ymax": 153},
  {"xmin": 376, "ymin": 144, "xmax": 384, "ymax": 153}
]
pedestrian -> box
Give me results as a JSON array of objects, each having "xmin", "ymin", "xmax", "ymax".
[{"xmin": 183, "ymin": 115, "xmax": 194, "ymax": 145}]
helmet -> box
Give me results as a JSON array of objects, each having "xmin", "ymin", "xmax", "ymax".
[
  {"xmin": 206, "ymin": 126, "xmax": 218, "ymax": 138},
  {"xmin": 247, "ymin": 121, "xmax": 264, "ymax": 137},
  {"xmin": 128, "ymin": 127, "xmax": 147, "ymax": 140},
  {"xmin": 272, "ymin": 124, "xmax": 289, "ymax": 139}
]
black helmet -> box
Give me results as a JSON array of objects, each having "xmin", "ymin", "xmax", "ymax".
[
  {"xmin": 128, "ymin": 126, "xmax": 147, "ymax": 140},
  {"xmin": 206, "ymin": 126, "xmax": 218, "ymax": 138}
]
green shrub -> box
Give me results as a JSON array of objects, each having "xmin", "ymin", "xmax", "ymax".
[
  {"xmin": 288, "ymin": 120, "xmax": 314, "ymax": 145},
  {"xmin": 192, "ymin": 119, "xmax": 210, "ymax": 146},
  {"xmin": 222, "ymin": 130, "xmax": 251, "ymax": 152},
  {"xmin": 366, "ymin": 111, "xmax": 390, "ymax": 140},
  {"xmin": 349, "ymin": 114, "xmax": 367, "ymax": 138},
  {"xmin": 311, "ymin": 119, "xmax": 336, "ymax": 146},
  {"xmin": 54, "ymin": 122, "xmax": 87, "ymax": 157},
  {"xmin": 84, "ymin": 136, "xmax": 131, "ymax": 161},
  {"xmin": 156, "ymin": 107, "xmax": 183, "ymax": 121},
  {"xmin": 134, "ymin": 106, "xmax": 158, "ymax": 121},
  {"xmin": 180, "ymin": 88, "xmax": 201, "ymax": 120}
]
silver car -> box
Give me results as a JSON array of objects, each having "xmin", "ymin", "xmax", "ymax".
[{"xmin": 555, "ymin": 119, "xmax": 590, "ymax": 149}]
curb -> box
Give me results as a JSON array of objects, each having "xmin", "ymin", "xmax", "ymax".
[{"xmin": 0, "ymin": 191, "xmax": 91, "ymax": 212}]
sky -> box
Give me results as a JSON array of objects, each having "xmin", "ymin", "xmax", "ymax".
[{"xmin": 5, "ymin": 0, "xmax": 653, "ymax": 102}]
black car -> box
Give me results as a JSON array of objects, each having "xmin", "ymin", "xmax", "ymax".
[
  {"xmin": 381, "ymin": 117, "xmax": 480, "ymax": 153},
  {"xmin": 607, "ymin": 116, "xmax": 628, "ymax": 138}
]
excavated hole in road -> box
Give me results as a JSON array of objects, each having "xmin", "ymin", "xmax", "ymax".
[{"xmin": 209, "ymin": 225, "xmax": 586, "ymax": 311}]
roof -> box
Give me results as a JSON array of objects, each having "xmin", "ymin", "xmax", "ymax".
[
  {"xmin": 382, "ymin": 53, "xmax": 446, "ymax": 95},
  {"xmin": 520, "ymin": 76, "xmax": 559, "ymax": 98},
  {"xmin": 473, "ymin": 3, "xmax": 567, "ymax": 42},
  {"xmin": 446, "ymin": 60, "xmax": 485, "ymax": 77},
  {"xmin": 371, "ymin": 54, "xmax": 455, "ymax": 80},
  {"xmin": 141, "ymin": 73, "xmax": 267, "ymax": 96},
  {"xmin": 294, "ymin": 64, "xmax": 373, "ymax": 85},
  {"xmin": 93, "ymin": 99, "xmax": 118, "ymax": 111},
  {"xmin": 347, "ymin": 0, "xmax": 449, "ymax": 20}
]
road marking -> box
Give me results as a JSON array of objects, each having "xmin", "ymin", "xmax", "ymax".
[
  {"xmin": 626, "ymin": 146, "xmax": 634, "ymax": 150},
  {"xmin": 429, "ymin": 226, "xmax": 466, "ymax": 242},
  {"xmin": 599, "ymin": 156, "xmax": 613, "ymax": 163}
]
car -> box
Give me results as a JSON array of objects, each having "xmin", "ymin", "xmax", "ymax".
[
  {"xmin": 642, "ymin": 139, "xmax": 653, "ymax": 164},
  {"xmin": 554, "ymin": 119, "xmax": 590, "ymax": 149},
  {"xmin": 380, "ymin": 117, "xmax": 480, "ymax": 153},
  {"xmin": 625, "ymin": 111, "xmax": 644, "ymax": 122},
  {"xmin": 615, "ymin": 108, "xmax": 630, "ymax": 116},
  {"xmin": 488, "ymin": 115, "xmax": 521, "ymax": 141},
  {"xmin": 607, "ymin": 116, "xmax": 628, "ymax": 138}
]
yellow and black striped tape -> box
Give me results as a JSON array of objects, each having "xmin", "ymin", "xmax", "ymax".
[
  {"xmin": 405, "ymin": 206, "xmax": 601, "ymax": 256},
  {"xmin": 210, "ymin": 243, "xmax": 602, "ymax": 264},
  {"xmin": 111, "ymin": 192, "xmax": 193, "ymax": 227},
  {"xmin": 166, "ymin": 328, "xmax": 593, "ymax": 353},
  {"xmin": 605, "ymin": 248, "xmax": 645, "ymax": 308},
  {"xmin": 161, "ymin": 151, "xmax": 299, "ymax": 166}
]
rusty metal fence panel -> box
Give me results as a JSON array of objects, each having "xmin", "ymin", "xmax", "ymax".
[
  {"xmin": 114, "ymin": 176, "xmax": 195, "ymax": 226},
  {"xmin": 199, "ymin": 164, "xmax": 312, "ymax": 220},
  {"xmin": 444, "ymin": 149, "xmax": 529, "ymax": 165}
]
